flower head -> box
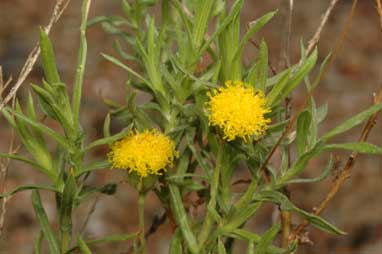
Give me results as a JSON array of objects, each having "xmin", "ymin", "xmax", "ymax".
[
  {"xmin": 108, "ymin": 129, "xmax": 178, "ymax": 177},
  {"xmin": 206, "ymin": 80, "xmax": 271, "ymax": 141}
]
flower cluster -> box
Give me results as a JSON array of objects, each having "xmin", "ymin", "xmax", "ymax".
[
  {"xmin": 207, "ymin": 80, "xmax": 271, "ymax": 141},
  {"xmin": 108, "ymin": 130, "xmax": 177, "ymax": 177}
]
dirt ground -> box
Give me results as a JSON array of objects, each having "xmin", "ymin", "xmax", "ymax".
[{"xmin": 0, "ymin": 1, "xmax": 381, "ymax": 253}]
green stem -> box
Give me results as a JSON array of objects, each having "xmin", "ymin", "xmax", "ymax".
[
  {"xmin": 198, "ymin": 140, "xmax": 224, "ymax": 248},
  {"xmin": 138, "ymin": 192, "xmax": 146, "ymax": 254},
  {"xmin": 61, "ymin": 231, "xmax": 71, "ymax": 254},
  {"xmin": 72, "ymin": 0, "xmax": 91, "ymax": 131},
  {"xmin": 169, "ymin": 184, "xmax": 199, "ymax": 254}
]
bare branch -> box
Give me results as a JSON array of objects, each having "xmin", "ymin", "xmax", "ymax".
[
  {"xmin": 377, "ymin": 0, "xmax": 382, "ymax": 30},
  {"xmin": 306, "ymin": 0, "xmax": 341, "ymax": 56}
]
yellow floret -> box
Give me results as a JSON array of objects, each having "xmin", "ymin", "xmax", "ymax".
[
  {"xmin": 206, "ymin": 80, "xmax": 271, "ymax": 142},
  {"xmin": 108, "ymin": 130, "xmax": 178, "ymax": 177}
]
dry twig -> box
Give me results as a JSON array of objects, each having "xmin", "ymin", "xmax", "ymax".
[
  {"xmin": 306, "ymin": 0, "xmax": 341, "ymax": 56},
  {"xmin": 0, "ymin": 0, "xmax": 72, "ymax": 111},
  {"xmin": 375, "ymin": 0, "xmax": 382, "ymax": 31}
]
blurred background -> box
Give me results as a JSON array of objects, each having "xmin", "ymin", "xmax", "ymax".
[{"xmin": 0, "ymin": 0, "xmax": 381, "ymax": 253}]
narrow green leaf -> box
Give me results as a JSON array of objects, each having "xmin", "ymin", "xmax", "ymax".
[
  {"xmin": 65, "ymin": 233, "xmax": 137, "ymax": 254},
  {"xmin": 257, "ymin": 40, "xmax": 268, "ymax": 91},
  {"xmin": 223, "ymin": 202, "xmax": 261, "ymax": 232},
  {"xmin": 170, "ymin": 229, "xmax": 183, "ymax": 254},
  {"xmin": 225, "ymin": 229, "xmax": 285, "ymax": 254},
  {"xmin": 84, "ymin": 127, "xmax": 131, "ymax": 152},
  {"xmin": 218, "ymin": 237, "xmax": 227, "ymax": 254},
  {"xmin": 324, "ymin": 142, "xmax": 382, "ymax": 154},
  {"xmin": 77, "ymin": 160, "xmax": 111, "ymax": 177},
  {"xmin": 254, "ymin": 190, "xmax": 346, "ymax": 235},
  {"xmin": 39, "ymin": 28, "xmax": 61, "ymax": 84},
  {"xmin": 266, "ymin": 71, "xmax": 291, "ymax": 107},
  {"xmin": 86, "ymin": 233, "xmax": 137, "ymax": 244},
  {"xmin": 0, "ymin": 153, "xmax": 53, "ymax": 178},
  {"xmin": 102, "ymin": 53, "xmax": 152, "ymax": 87},
  {"xmin": 198, "ymin": 0, "xmax": 244, "ymax": 57},
  {"xmin": 103, "ymin": 113, "xmax": 111, "ymax": 138},
  {"xmin": 232, "ymin": 11, "xmax": 276, "ymax": 64},
  {"xmin": 32, "ymin": 190, "xmax": 60, "ymax": 254},
  {"xmin": 77, "ymin": 236, "xmax": 93, "ymax": 254},
  {"xmin": 254, "ymin": 224, "xmax": 281, "ymax": 254},
  {"xmin": 34, "ymin": 231, "xmax": 44, "ymax": 254},
  {"xmin": 267, "ymin": 49, "xmax": 317, "ymax": 107},
  {"xmin": 287, "ymin": 156, "xmax": 333, "ymax": 184},
  {"xmin": 296, "ymin": 110, "xmax": 312, "ymax": 156},
  {"xmin": 0, "ymin": 184, "xmax": 58, "ymax": 198},
  {"xmin": 192, "ymin": 0, "xmax": 216, "ymax": 49},
  {"xmin": 277, "ymin": 143, "xmax": 324, "ymax": 185},
  {"xmin": 320, "ymin": 103, "xmax": 382, "ymax": 142},
  {"xmin": 169, "ymin": 184, "xmax": 199, "ymax": 254},
  {"xmin": 4, "ymin": 108, "xmax": 73, "ymax": 152}
]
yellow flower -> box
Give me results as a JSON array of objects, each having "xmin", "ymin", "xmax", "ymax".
[
  {"xmin": 206, "ymin": 80, "xmax": 271, "ymax": 141},
  {"xmin": 108, "ymin": 130, "xmax": 178, "ymax": 177}
]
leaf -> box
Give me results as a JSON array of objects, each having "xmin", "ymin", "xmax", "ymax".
[
  {"xmin": 77, "ymin": 236, "xmax": 93, "ymax": 254},
  {"xmin": 78, "ymin": 183, "xmax": 117, "ymax": 201},
  {"xmin": 103, "ymin": 113, "xmax": 111, "ymax": 138},
  {"xmin": 198, "ymin": 0, "xmax": 244, "ymax": 56},
  {"xmin": 169, "ymin": 184, "xmax": 199, "ymax": 254},
  {"xmin": 254, "ymin": 224, "xmax": 281, "ymax": 254},
  {"xmin": 32, "ymin": 190, "xmax": 60, "ymax": 254},
  {"xmin": 77, "ymin": 160, "xmax": 111, "ymax": 177},
  {"xmin": 277, "ymin": 143, "xmax": 324, "ymax": 185},
  {"xmin": 267, "ymin": 49, "xmax": 318, "ymax": 107},
  {"xmin": 192, "ymin": 0, "xmax": 216, "ymax": 49},
  {"xmin": 266, "ymin": 71, "xmax": 291, "ymax": 107},
  {"xmin": 34, "ymin": 231, "xmax": 44, "ymax": 254},
  {"xmin": 254, "ymin": 190, "xmax": 346, "ymax": 235},
  {"xmin": 0, "ymin": 153, "xmax": 53, "ymax": 178},
  {"xmin": 257, "ymin": 40, "xmax": 268, "ymax": 91},
  {"xmin": 324, "ymin": 142, "xmax": 382, "ymax": 154},
  {"xmin": 102, "ymin": 53, "xmax": 152, "ymax": 88},
  {"xmin": 86, "ymin": 233, "xmax": 137, "ymax": 244},
  {"xmin": 84, "ymin": 127, "xmax": 131, "ymax": 152},
  {"xmin": 39, "ymin": 28, "xmax": 61, "ymax": 84},
  {"xmin": 296, "ymin": 110, "xmax": 312, "ymax": 156},
  {"xmin": 225, "ymin": 229, "xmax": 285, "ymax": 254},
  {"xmin": 286, "ymin": 156, "xmax": 333, "ymax": 184},
  {"xmin": 170, "ymin": 229, "xmax": 183, "ymax": 254},
  {"xmin": 3, "ymin": 107, "xmax": 73, "ymax": 152},
  {"xmin": 223, "ymin": 202, "xmax": 261, "ymax": 232},
  {"xmin": 0, "ymin": 184, "xmax": 58, "ymax": 198},
  {"xmin": 65, "ymin": 233, "xmax": 137, "ymax": 253},
  {"xmin": 218, "ymin": 237, "xmax": 227, "ymax": 254},
  {"xmin": 232, "ymin": 11, "xmax": 276, "ymax": 64},
  {"xmin": 320, "ymin": 103, "xmax": 382, "ymax": 142}
]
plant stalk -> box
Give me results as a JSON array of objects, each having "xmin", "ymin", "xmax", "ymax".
[
  {"xmin": 198, "ymin": 140, "xmax": 224, "ymax": 248},
  {"xmin": 138, "ymin": 192, "xmax": 146, "ymax": 254}
]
